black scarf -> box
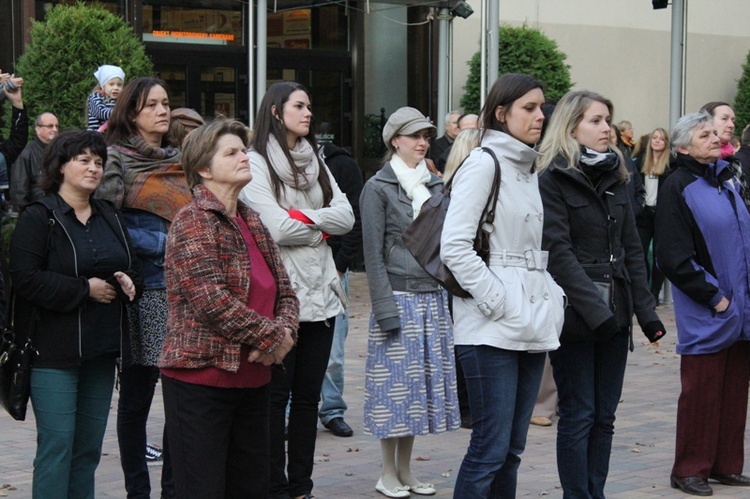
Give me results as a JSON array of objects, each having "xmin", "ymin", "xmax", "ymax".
[{"xmin": 579, "ymin": 146, "xmax": 620, "ymax": 184}]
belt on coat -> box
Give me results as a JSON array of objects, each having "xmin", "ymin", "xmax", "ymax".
[{"xmin": 488, "ymin": 249, "xmax": 549, "ymax": 270}]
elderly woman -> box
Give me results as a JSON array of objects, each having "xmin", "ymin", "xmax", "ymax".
[
  {"xmin": 655, "ymin": 111, "xmax": 750, "ymax": 496},
  {"xmin": 537, "ymin": 90, "xmax": 665, "ymax": 498},
  {"xmin": 9, "ymin": 130, "xmax": 141, "ymax": 498},
  {"xmin": 159, "ymin": 118, "xmax": 298, "ymax": 498},
  {"xmin": 361, "ymin": 106, "xmax": 460, "ymax": 498}
]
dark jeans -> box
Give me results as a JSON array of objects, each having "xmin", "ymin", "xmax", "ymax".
[
  {"xmin": 549, "ymin": 332, "xmax": 629, "ymax": 499},
  {"xmin": 453, "ymin": 345, "xmax": 545, "ymax": 499},
  {"xmin": 637, "ymin": 207, "xmax": 665, "ymax": 300},
  {"xmin": 270, "ymin": 319, "xmax": 335, "ymax": 498},
  {"xmin": 117, "ymin": 364, "xmax": 174, "ymax": 499},
  {"xmin": 162, "ymin": 376, "xmax": 271, "ymax": 498}
]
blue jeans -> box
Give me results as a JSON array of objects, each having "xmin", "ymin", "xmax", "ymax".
[
  {"xmin": 549, "ymin": 332, "xmax": 629, "ymax": 499},
  {"xmin": 319, "ymin": 272, "xmax": 349, "ymax": 425},
  {"xmin": 117, "ymin": 364, "xmax": 174, "ymax": 498},
  {"xmin": 30, "ymin": 356, "xmax": 116, "ymax": 499},
  {"xmin": 453, "ymin": 345, "xmax": 545, "ymax": 499}
]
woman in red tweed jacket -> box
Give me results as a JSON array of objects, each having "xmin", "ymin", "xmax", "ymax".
[{"xmin": 158, "ymin": 118, "xmax": 298, "ymax": 498}]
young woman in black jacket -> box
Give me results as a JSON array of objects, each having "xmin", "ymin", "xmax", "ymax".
[{"xmin": 536, "ymin": 90, "xmax": 665, "ymax": 499}]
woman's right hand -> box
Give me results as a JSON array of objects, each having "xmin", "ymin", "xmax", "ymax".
[
  {"xmin": 88, "ymin": 277, "xmax": 117, "ymax": 303},
  {"xmin": 714, "ymin": 296, "xmax": 730, "ymax": 313}
]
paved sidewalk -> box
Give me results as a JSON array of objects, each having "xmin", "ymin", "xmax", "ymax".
[{"xmin": 1, "ymin": 271, "xmax": 749, "ymax": 498}]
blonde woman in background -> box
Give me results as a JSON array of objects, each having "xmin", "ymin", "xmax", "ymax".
[
  {"xmin": 636, "ymin": 128, "xmax": 672, "ymax": 304},
  {"xmin": 442, "ymin": 128, "xmax": 482, "ymax": 183}
]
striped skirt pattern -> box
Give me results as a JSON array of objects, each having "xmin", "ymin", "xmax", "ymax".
[{"xmin": 364, "ymin": 290, "xmax": 460, "ymax": 438}]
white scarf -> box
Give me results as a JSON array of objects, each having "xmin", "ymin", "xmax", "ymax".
[
  {"xmin": 266, "ymin": 135, "xmax": 320, "ymax": 190},
  {"xmin": 390, "ymin": 155, "xmax": 432, "ymax": 219}
]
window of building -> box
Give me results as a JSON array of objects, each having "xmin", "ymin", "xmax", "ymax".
[
  {"xmin": 142, "ymin": 0, "xmax": 244, "ymax": 47},
  {"xmin": 267, "ymin": 3, "xmax": 348, "ymax": 51}
]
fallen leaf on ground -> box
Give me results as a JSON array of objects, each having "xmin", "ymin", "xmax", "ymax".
[{"xmin": 415, "ymin": 456, "xmax": 431, "ymax": 461}]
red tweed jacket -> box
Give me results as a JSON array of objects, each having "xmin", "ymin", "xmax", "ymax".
[{"xmin": 159, "ymin": 184, "xmax": 299, "ymax": 371}]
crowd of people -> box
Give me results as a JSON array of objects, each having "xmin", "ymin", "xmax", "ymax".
[{"xmin": 1, "ymin": 65, "xmax": 750, "ymax": 499}]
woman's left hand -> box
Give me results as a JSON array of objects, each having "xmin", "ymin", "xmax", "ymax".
[
  {"xmin": 248, "ymin": 349, "xmax": 276, "ymax": 366},
  {"xmin": 114, "ymin": 271, "xmax": 136, "ymax": 301}
]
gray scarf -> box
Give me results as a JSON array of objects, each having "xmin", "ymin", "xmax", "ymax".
[{"xmin": 266, "ymin": 135, "xmax": 320, "ymax": 190}]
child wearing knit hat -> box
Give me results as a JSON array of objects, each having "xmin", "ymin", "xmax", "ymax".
[{"xmin": 86, "ymin": 64, "xmax": 125, "ymax": 131}]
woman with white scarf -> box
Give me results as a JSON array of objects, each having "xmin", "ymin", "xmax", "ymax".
[
  {"xmin": 240, "ymin": 82, "xmax": 354, "ymax": 499},
  {"xmin": 360, "ymin": 107, "xmax": 460, "ymax": 498}
]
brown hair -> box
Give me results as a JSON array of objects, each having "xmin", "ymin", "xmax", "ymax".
[
  {"xmin": 181, "ymin": 118, "xmax": 251, "ymax": 189},
  {"xmin": 40, "ymin": 131, "xmax": 108, "ymax": 194},
  {"xmin": 105, "ymin": 77, "xmax": 176, "ymax": 147},
  {"xmin": 480, "ymin": 73, "xmax": 543, "ymax": 140}
]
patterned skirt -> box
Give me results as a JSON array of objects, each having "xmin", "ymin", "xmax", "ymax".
[
  {"xmin": 127, "ymin": 289, "xmax": 168, "ymax": 366},
  {"xmin": 364, "ymin": 290, "xmax": 460, "ymax": 438}
]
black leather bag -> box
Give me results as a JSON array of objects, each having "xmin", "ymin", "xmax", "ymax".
[
  {"xmin": 0, "ymin": 331, "xmax": 35, "ymax": 421},
  {"xmin": 560, "ymin": 191, "xmax": 618, "ymax": 342},
  {"xmin": 0, "ymin": 298, "xmax": 37, "ymax": 421},
  {"xmin": 402, "ymin": 147, "xmax": 501, "ymax": 298}
]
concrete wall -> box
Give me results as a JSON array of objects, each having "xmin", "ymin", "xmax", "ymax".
[{"xmin": 451, "ymin": 0, "xmax": 750, "ymax": 136}]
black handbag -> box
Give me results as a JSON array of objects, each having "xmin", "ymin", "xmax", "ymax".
[
  {"xmin": 560, "ymin": 191, "xmax": 617, "ymax": 342},
  {"xmin": 402, "ymin": 147, "xmax": 501, "ymax": 298},
  {"xmin": 0, "ymin": 296, "xmax": 37, "ymax": 421}
]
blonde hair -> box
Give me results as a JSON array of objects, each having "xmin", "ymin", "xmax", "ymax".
[
  {"xmin": 641, "ymin": 128, "xmax": 670, "ymax": 176},
  {"xmin": 443, "ymin": 128, "xmax": 482, "ymax": 183},
  {"xmin": 536, "ymin": 90, "xmax": 627, "ymax": 181}
]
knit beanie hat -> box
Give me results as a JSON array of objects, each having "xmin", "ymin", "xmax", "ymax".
[{"xmin": 94, "ymin": 65, "xmax": 125, "ymax": 88}]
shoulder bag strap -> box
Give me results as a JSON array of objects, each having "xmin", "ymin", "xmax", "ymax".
[{"xmin": 479, "ymin": 147, "xmax": 502, "ymax": 226}]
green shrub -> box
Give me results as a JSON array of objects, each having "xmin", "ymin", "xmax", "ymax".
[
  {"xmin": 9, "ymin": 2, "xmax": 153, "ymax": 134},
  {"xmin": 735, "ymin": 49, "xmax": 750, "ymax": 130},
  {"xmin": 460, "ymin": 24, "xmax": 573, "ymax": 114}
]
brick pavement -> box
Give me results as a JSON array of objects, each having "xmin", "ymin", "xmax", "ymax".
[{"xmin": 1, "ymin": 271, "xmax": 749, "ymax": 498}]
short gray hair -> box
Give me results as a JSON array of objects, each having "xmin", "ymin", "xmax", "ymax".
[
  {"xmin": 445, "ymin": 110, "xmax": 461, "ymax": 124},
  {"xmin": 670, "ymin": 111, "xmax": 712, "ymax": 155}
]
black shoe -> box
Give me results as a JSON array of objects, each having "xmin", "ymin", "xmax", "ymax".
[
  {"xmin": 324, "ymin": 417, "xmax": 353, "ymax": 437},
  {"xmin": 670, "ymin": 476, "xmax": 713, "ymax": 496},
  {"xmin": 709, "ymin": 473, "xmax": 750, "ymax": 486},
  {"xmin": 460, "ymin": 415, "xmax": 472, "ymax": 429}
]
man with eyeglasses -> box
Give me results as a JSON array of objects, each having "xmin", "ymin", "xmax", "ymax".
[
  {"xmin": 0, "ymin": 73, "xmax": 28, "ymax": 189},
  {"xmin": 10, "ymin": 112, "xmax": 58, "ymax": 211}
]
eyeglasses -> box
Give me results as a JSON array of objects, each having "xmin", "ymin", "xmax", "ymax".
[{"xmin": 38, "ymin": 124, "xmax": 59, "ymax": 129}]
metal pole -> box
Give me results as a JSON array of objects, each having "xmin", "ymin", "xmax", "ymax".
[
  {"xmin": 447, "ymin": 17, "xmax": 454, "ymax": 110},
  {"xmin": 486, "ymin": 0, "xmax": 499, "ymax": 93},
  {"xmin": 437, "ymin": 9, "xmax": 451, "ymax": 138},
  {"xmin": 664, "ymin": 0, "xmax": 687, "ymax": 305},
  {"xmin": 668, "ymin": 0, "xmax": 685, "ymax": 130},
  {"xmin": 479, "ymin": 0, "xmax": 487, "ymax": 109},
  {"xmin": 248, "ymin": 0, "xmax": 255, "ymax": 127},
  {"xmin": 256, "ymin": 0, "xmax": 268, "ymax": 115}
]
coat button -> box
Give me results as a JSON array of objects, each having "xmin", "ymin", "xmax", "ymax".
[
  {"xmin": 543, "ymin": 292, "xmax": 550, "ymax": 300},
  {"xmin": 530, "ymin": 295, "xmax": 536, "ymax": 303},
  {"xmin": 525, "ymin": 213, "xmax": 530, "ymax": 221},
  {"xmin": 410, "ymin": 282, "xmax": 418, "ymax": 289}
]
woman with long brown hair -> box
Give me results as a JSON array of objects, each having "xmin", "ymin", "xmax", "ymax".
[
  {"xmin": 636, "ymin": 127, "xmax": 672, "ymax": 304},
  {"xmin": 240, "ymin": 81, "xmax": 354, "ymax": 499}
]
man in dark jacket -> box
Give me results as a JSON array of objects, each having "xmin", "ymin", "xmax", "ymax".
[
  {"xmin": 0, "ymin": 83, "xmax": 28, "ymax": 186},
  {"xmin": 319, "ymin": 142, "xmax": 363, "ymax": 437},
  {"xmin": 11, "ymin": 111, "xmax": 58, "ymax": 211},
  {"xmin": 428, "ymin": 110, "xmax": 460, "ymax": 173}
]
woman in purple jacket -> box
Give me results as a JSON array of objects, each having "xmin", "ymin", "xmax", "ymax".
[{"xmin": 655, "ymin": 111, "xmax": 750, "ymax": 496}]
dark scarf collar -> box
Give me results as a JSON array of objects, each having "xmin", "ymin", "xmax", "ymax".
[
  {"xmin": 671, "ymin": 153, "xmax": 734, "ymax": 187},
  {"xmin": 579, "ymin": 146, "xmax": 620, "ymax": 184}
]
